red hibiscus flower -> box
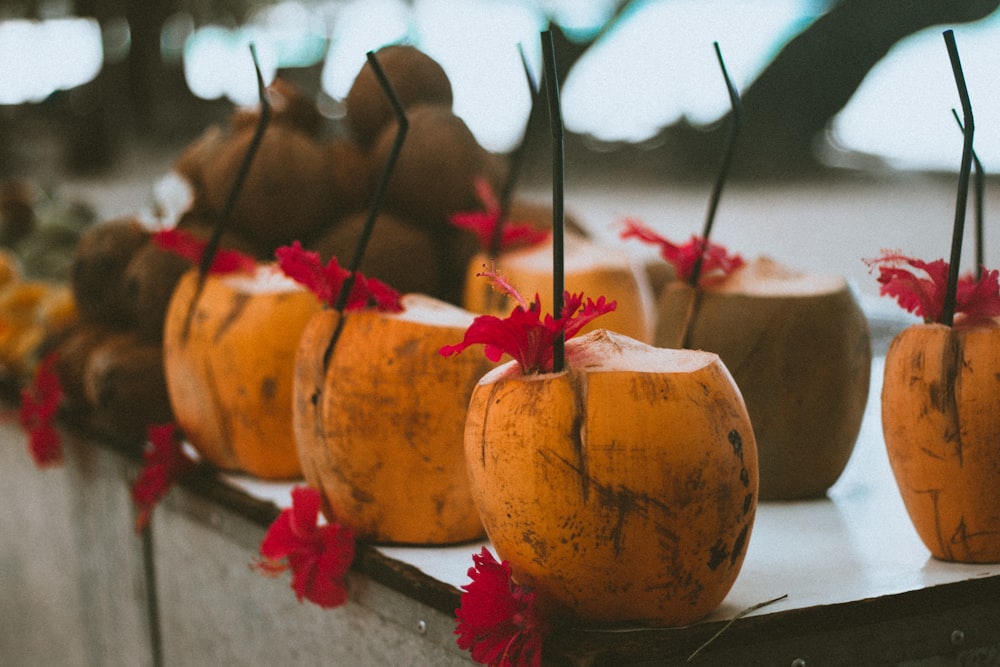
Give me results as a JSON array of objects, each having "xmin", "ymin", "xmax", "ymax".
[
  {"xmin": 865, "ymin": 252, "xmax": 1000, "ymax": 328},
  {"xmin": 439, "ymin": 270, "xmax": 616, "ymax": 374},
  {"xmin": 450, "ymin": 177, "xmax": 550, "ymax": 253},
  {"xmin": 455, "ymin": 547, "xmax": 547, "ymax": 667},
  {"xmin": 19, "ymin": 352, "xmax": 63, "ymax": 467},
  {"xmin": 132, "ymin": 423, "xmax": 197, "ymax": 532},
  {"xmin": 620, "ymin": 217, "xmax": 744, "ymax": 285},
  {"xmin": 152, "ymin": 227, "xmax": 257, "ymax": 274},
  {"xmin": 254, "ymin": 485, "xmax": 355, "ymax": 609},
  {"xmin": 275, "ymin": 241, "xmax": 403, "ymax": 312}
]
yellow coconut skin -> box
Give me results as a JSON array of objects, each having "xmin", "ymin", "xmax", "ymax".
[
  {"xmin": 293, "ymin": 294, "xmax": 494, "ymax": 545},
  {"xmin": 657, "ymin": 260, "xmax": 871, "ymax": 500},
  {"xmin": 463, "ymin": 235, "xmax": 655, "ymax": 344},
  {"xmin": 465, "ymin": 329, "xmax": 758, "ymax": 626},
  {"xmin": 163, "ymin": 267, "xmax": 322, "ymax": 479},
  {"xmin": 882, "ymin": 323, "xmax": 1000, "ymax": 563}
]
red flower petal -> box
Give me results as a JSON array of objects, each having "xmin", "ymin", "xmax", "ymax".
[
  {"xmin": 620, "ymin": 218, "xmax": 743, "ymax": 285},
  {"xmin": 440, "ymin": 272, "xmax": 616, "ymax": 374},
  {"xmin": 450, "ymin": 177, "xmax": 550, "ymax": 253},
  {"xmin": 255, "ymin": 485, "xmax": 356, "ymax": 609},
  {"xmin": 275, "ymin": 241, "xmax": 403, "ymax": 312},
  {"xmin": 19, "ymin": 352, "xmax": 63, "ymax": 467},
  {"xmin": 131, "ymin": 423, "xmax": 197, "ymax": 532},
  {"xmin": 152, "ymin": 228, "xmax": 256, "ymax": 275},
  {"xmin": 455, "ymin": 547, "xmax": 547, "ymax": 667},
  {"xmin": 865, "ymin": 252, "xmax": 1000, "ymax": 326}
]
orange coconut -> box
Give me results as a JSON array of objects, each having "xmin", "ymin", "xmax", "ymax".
[
  {"xmin": 465, "ymin": 329, "xmax": 757, "ymax": 626},
  {"xmin": 882, "ymin": 322, "xmax": 1000, "ymax": 562},
  {"xmin": 293, "ymin": 293, "xmax": 494, "ymax": 544},
  {"xmin": 463, "ymin": 233, "xmax": 655, "ymax": 343},
  {"xmin": 163, "ymin": 265, "xmax": 322, "ymax": 479}
]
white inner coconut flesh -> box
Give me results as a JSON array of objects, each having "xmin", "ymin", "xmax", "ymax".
[
  {"xmin": 393, "ymin": 293, "xmax": 479, "ymax": 328},
  {"xmin": 505, "ymin": 233, "xmax": 636, "ymax": 274},
  {"xmin": 223, "ymin": 263, "xmax": 306, "ymax": 294},
  {"xmin": 712, "ymin": 256, "xmax": 845, "ymax": 296},
  {"xmin": 480, "ymin": 329, "xmax": 719, "ymax": 384}
]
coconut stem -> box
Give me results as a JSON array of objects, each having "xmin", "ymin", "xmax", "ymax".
[
  {"xmin": 323, "ymin": 49, "xmax": 409, "ymax": 368},
  {"xmin": 541, "ymin": 29, "xmax": 566, "ymax": 373},
  {"xmin": 183, "ymin": 43, "xmax": 270, "ymax": 341},
  {"xmin": 689, "ymin": 41, "xmax": 743, "ymax": 288},
  {"xmin": 488, "ymin": 43, "xmax": 539, "ymax": 259},
  {"xmin": 951, "ymin": 107, "xmax": 985, "ymax": 279},
  {"xmin": 941, "ymin": 29, "xmax": 975, "ymax": 327}
]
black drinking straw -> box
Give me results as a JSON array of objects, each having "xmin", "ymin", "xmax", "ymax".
[
  {"xmin": 951, "ymin": 107, "xmax": 985, "ymax": 279},
  {"xmin": 688, "ymin": 41, "xmax": 744, "ymax": 288},
  {"xmin": 941, "ymin": 29, "xmax": 975, "ymax": 327},
  {"xmin": 183, "ymin": 43, "xmax": 271, "ymax": 339},
  {"xmin": 322, "ymin": 49, "xmax": 409, "ymax": 366},
  {"xmin": 541, "ymin": 29, "xmax": 566, "ymax": 373},
  {"xmin": 488, "ymin": 44, "xmax": 540, "ymax": 258}
]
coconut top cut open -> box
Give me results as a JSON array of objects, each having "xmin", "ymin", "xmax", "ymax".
[
  {"xmin": 479, "ymin": 328, "xmax": 721, "ymax": 384},
  {"xmin": 710, "ymin": 256, "xmax": 846, "ymax": 297},
  {"xmin": 220, "ymin": 263, "xmax": 307, "ymax": 294},
  {"xmin": 389, "ymin": 292, "xmax": 479, "ymax": 328}
]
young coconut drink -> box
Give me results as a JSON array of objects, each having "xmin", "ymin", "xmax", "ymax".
[
  {"xmin": 443, "ymin": 270, "xmax": 758, "ymax": 626},
  {"xmin": 870, "ymin": 253, "xmax": 1000, "ymax": 563},
  {"xmin": 284, "ymin": 242, "xmax": 494, "ymax": 544},
  {"xmin": 162, "ymin": 238, "xmax": 321, "ymax": 479},
  {"xmin": 632, "ymin": 221, "xmax": 872, "ymax": 500},
  {"xmin": 873, "ymin": 29, "xmax": 1000, "ymax": 563}
]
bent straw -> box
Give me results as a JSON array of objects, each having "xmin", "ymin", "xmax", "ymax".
[
  {"xmin": 676, "ymin": 41, "xmax": 743, "ymax": 351},
  {"xmin": 951, "ymin": 107, "xmax": 985, "ymax": 279},
  {"xmin": 488, "ymin": 43, "xmax": 541, "ymax": 259},
  {"xmin": 323, "ymin": 48, "xmax": 409, "ymax": 367},
  {"xmin": 688, "ymin": 41, "xmax": 744, "ymax": 288},
  {"xmin": 541, "ymin": 29, "xmax": 566, "ymax": 373},
  {"xmin": 183, "ymin": 43, "xmax": 270, "ymax": 339},
  {"xmin": 941, "ymin": 29, "xmax": 975, "ymax": 327}
]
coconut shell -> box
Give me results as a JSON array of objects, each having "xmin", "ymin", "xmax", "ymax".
[
  {"xmin": 344, "ymin": 44, "xmax": 453, "ymax": 148},
  {"xmin": 373, "ymin": 104, "xmax": 499, "ymax": 233},
  {"xmin": 465, "ymin": 329, "xmax": 757, "ymax": 626},
  {"xmin": 293, "ymin": 294, "xmax": 493, "ymax": 544},
  {"xmin": 83, "ymin": 331, "xmax": 174, "ymax": 440},
  {"xmin": 200, "ymin": 124, "xmax": 336, "ymax": 249},
  {"xmin": 882, "ymin": 323, "xmax": 1000, "ymax": 562},
  {"xmin": 658, "ymin": 256, "xmax": 871, "ymax": 500},
  {"xmin": 163, "ymin": 265, "xmax": 322, "ymax": 479},
  {"xmin": 306, "ymin": 210, "xmax": 443, "ymax": 299},
  {"xmin": 463, "ymin": 232, "xmax": 656, "ymax": 343},
  {"xmin": 71, "ymin": 217, "xmax": 151, "ymax": 329},
  {"xmin": 122, "ymin": 239, "xmax": 192, "ymax": 342}
]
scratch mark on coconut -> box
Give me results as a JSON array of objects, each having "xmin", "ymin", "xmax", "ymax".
[
  {"xmin": 213, "ymin": 291, "xmax": 250, "ymax": 344},
  {"xmin": 537, "ymin": 447, "xmax": 681, "ymax": 559},
  {"xmin": 915, "ymin": 487, "xmax": 950, "ymax": 560},
  {"xmin": 203, "ymin": 358, "xmax": 236, "ymax": 462}
]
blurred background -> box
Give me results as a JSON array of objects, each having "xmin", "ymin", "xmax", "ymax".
[
  {"xmin": 2, "ymin": 0, "xmax": 999, "ymax": 180},
  {"xmin": 2, "ymin": 0, "xmax": 999, "ymax": 302}
]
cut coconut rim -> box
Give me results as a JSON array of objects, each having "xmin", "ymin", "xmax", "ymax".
[
  {"xmin": 706, "ymin": 256, "xmax": 848, "ymax": 297},
  {"xmin": 501, "ymin": 233, "xmax": 638, "ymax": 273},
  {"xmin": 390, "ymin": 293, "xmax": 479, "ymax": 329},
  {"xmin": 220, "ymin": 263, "xmax": 307, "ymax": 294},
  {"xmin": 478, "ymin": 329, "xmax": 719, "ymax": 385}
]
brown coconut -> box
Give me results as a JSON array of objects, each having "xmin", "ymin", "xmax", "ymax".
[
  {"xmin": 344, "ymin": 44, "xmax": 453, "ymax": 148},
  {"xmin": 658, "ymin": 256, "xmax": 871, "ymax": 500}
]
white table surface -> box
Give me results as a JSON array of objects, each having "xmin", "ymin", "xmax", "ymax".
[{"xmin": 221, "ymin": 350, "xmax": 1000, "ymax": 627}]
